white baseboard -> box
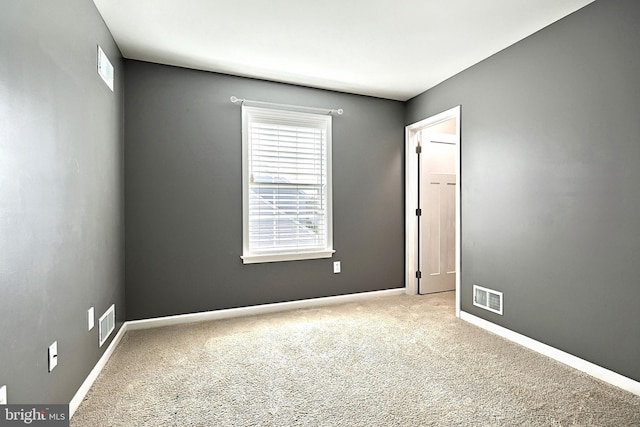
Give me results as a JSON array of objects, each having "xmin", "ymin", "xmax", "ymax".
[
  {"xmin": 126, "ymin": 288, "xmax": 405, "ymax": 331},
  {"xmin": 69, "ymin": 322, "xmax": 129, "ymax": 418},
  {"xmin": 460, "ymin": 311, "xmax": 640, "ymax": 397},
  {"xmin": 70, "ymin": 288, "xmax": 405, "ymax": 417}
]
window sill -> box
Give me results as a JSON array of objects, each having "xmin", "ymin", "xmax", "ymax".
[{"xmin": 241, "ymin": 250, "xmax": 335, "ymax": 264}]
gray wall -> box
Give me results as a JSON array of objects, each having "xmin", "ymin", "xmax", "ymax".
[
  {"xmin": 0, "ymin": 0, "xmax": 125, "ymax": 404},
  {"xmin": 124, "ymin": 61, "xmax": 405, "ymax": 320},
  {"xmin": 406, "ymin": 0, "xmax": 640, "ymax": 382}
]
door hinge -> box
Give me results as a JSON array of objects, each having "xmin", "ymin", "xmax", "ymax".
[
  {"xmin": 416, "ymin": 145, "xmax": 422, "ymax": 154},
  {"xmin": 416, "ymin": 271, "xmax": 422, "ymax": 279},
  {"xmin": 416, "ymin": 208, "xmax": 422, "ymax": 216}
]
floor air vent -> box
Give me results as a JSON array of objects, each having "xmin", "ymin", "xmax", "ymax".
[
  {"xmin": 99, "ymin": 304, "xmax": 115, "ymax": 347},
  {"xmin": 473, "ymin": 285, "xmax": 503, "ymax": 315}
]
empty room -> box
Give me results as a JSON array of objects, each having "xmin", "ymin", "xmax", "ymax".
[{"xmin": 1, "ymin": 0, "xmax": 639, "ymax": 425}]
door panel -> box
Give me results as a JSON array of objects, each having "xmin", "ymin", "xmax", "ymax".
[
  {"xmin": 419, "ymin": 136, "xmax": 456, "ymax": 294},
  {"xmin": 426, "ymin": 181, "xmax": 441, "ymax": 276},
  {"xmin": 444, "ymin": 181, "xmax": 456, "ymax": 275}
]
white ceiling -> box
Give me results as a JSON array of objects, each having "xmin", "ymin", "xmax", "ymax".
[{"xmin": 92, "ymin": 0, "xmax": 595, "ymax": 101}]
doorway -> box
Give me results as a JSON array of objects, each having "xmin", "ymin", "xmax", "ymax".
[{"xmin": 405, "ymin": 106, "xmax": 461, "ymax": 317}]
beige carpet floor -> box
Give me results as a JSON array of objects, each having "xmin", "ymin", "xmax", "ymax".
[{"xmin": 71, "ymin": 292, "xmax": 640, "ymax": 426}]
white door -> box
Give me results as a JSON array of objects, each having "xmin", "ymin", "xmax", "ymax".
[{"xmin": 419, "ymin": 134, "xmax": 456, "ymax": 294}]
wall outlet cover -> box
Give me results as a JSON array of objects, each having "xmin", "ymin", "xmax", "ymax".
[
  {"xmin": 48, "ymin": 341, "xmax": 58, "ymax": 372},
  {"xmin": 0, "ymin": 385, "xmax": 6, "ymax": 405},
  {"xmin": 333, "ymin": 261, "xmax": 341, "ymax": 273},
  {"xmin": 88, "ymin": 307, "xmax": 95, "ymax": 331},
  {"xmin": 97, "ymin": 45, "xmax": 114, "ymax": 91}
]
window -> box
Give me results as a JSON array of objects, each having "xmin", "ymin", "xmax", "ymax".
[{"xmin": 241, "ymin": 105, "xmax": 334, "ymax": 264}]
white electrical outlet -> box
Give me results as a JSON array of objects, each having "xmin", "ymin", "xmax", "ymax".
[
  {"xmin": 0, "ymin": 385, "xmax": 6, "ymax": 405},
  {"xmin": 88, "ymin": 307, "xmax": 95, "ymax": 331},
  {"xmin": 333, "ymin": 261, "xmax": 341, "ymax": 274},
  {"xmin": 48, "ymin": 341, "xmax": 58, "ymax": 372}
]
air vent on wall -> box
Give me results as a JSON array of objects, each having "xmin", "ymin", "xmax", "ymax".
[
  {"xmin": 473, "ymin": 285, "xmax": 503, "ymax": 315},
  {"xmin": 99, "ymin": 304, "xmax": 115, "ymax": 347}
]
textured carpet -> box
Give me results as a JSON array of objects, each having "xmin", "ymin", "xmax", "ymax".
[{"xmin": 71, "ymin": 292, "xmax": 640, "ymax": 426}]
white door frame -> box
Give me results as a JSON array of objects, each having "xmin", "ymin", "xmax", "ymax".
[{"xmin": 405, "ymin": 105, "xmax": 461, "ymax": 317}]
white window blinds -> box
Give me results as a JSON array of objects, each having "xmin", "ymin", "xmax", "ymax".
[{"xmin": 241, "ymin": 106, "xmax": 333, "ymax": 264}]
